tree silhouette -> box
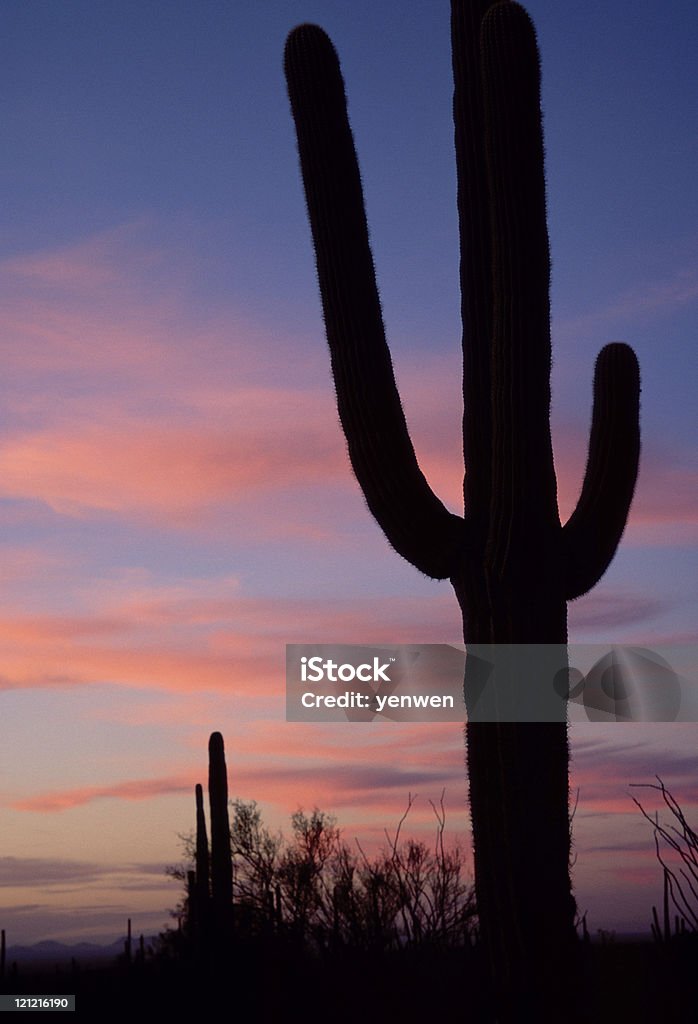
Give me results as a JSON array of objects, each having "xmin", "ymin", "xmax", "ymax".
[
  {"xmin": 284, "ymin": 1, "xmax": 640, "ymax": 1018},
  {"xmin": 632, "ymin": 778, "xmax": 698, "ymax": 938},
  {"xmin": 170, "ymin": 783, "xmax": 477, "ymax": 956}
]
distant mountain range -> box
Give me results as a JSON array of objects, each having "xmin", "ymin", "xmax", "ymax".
[
  {"xmin": 5, "ymin": 930, "xmax": 652, "ymax": 969},
  {"xmin": 5, "ymin": 938, "xmax": 154, "ymax": 967}
]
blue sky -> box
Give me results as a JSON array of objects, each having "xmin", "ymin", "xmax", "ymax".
[{"xmin": 0, "ymin": 0, "xmax": 696, "ymax": 945}]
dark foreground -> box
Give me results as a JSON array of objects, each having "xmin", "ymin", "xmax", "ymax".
[{"xmin": 2, "ymin": 936, "xmax": 697, "ymax": 1022}]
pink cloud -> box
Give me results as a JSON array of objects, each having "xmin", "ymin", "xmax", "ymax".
[
  {"xmin": 0, "ymin": 560, "xmax": 678, "ymax": 697},
  {"xmin": 227, "ymin": 768, "xmax": 471, "ymax": 839},
  {"xmin": 228, "ymin": 723, "xmax": 469, "ymax": 821},
  {"xmin": 7, "ymin": 715, "xmax": 468, "ymax": 828},
  {"xmin": 0, "ymin": 226, "xmax": 693, "ymax": 548},
  {"xmin": 569, "ymin": 738, "xmax": 698, "ymax": 821},
  {"xmin": 0, "ymin": 579, "xmax": 467, "ymax": 694},
  {"xmin": 0, "ymin": 379, "xmax": 691, "ymax": 546},
  {"xmin": 12, "ymin": 775, "xmax": 194, "ymax": 812},
  {"xmin": 230, "ymin": 720, "xmax": 464, "ymax": 767},
  {"xmin": 0, "ymin": 416, "xmax": 345, "ymax": 522}
]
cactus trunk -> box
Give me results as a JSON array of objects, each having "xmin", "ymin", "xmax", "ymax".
[
  {"xmin": 208, "ymin": 731, "xmax": 233, "ymax": 941},
  {"xmin": 195, "ymin": 782, "xmax": 210, "ymax": 912},
  {"xmin": 285, "ymin": 1, "xmax": 640, "ymax": 1018}
]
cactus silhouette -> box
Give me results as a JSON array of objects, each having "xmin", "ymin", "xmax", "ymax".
[
  {"xmin": 195, "ymin": 783, "xmax": 210, "ymax": 907},
  {"xmin": 285, "ymin": 0, "xmax": 640, "ymax": 1016},
  {"xmin": 208, "ymin": 732, "xmax": 233, "ymax": 941},
  {"xmin": 185, "ymin": 782, "xmax": 210, "ymax": 945},
  {"xmin": 186, "ymin": 733, "xmax": 233, "ymax": 949},
  {"xmin": 284, "ymin": 2, "xmax": 638, "ymax": 1015}
]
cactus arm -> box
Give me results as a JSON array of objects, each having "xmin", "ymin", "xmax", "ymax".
[
  {"xmin": 285, "ymin": 25, "xmax": 466, "ymax": 580},
  {"xmin": 195, "ymin": 782, "xmax": 210, "ymax": 900},
  {"xmin": 562, "ymin": 342, "xmax": 641, "ymax": 599}
]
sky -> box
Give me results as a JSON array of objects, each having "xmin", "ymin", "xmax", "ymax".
[{"xmin": 1, "ymin": 0, "xmax": 697, "ymax": 946}]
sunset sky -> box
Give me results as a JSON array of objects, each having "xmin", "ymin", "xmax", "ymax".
[{"xmin": 1, "ymin": 0, "xmax": 697, "ymax": 946}]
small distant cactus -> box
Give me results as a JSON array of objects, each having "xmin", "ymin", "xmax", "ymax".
[
  {"xmin": 185, "ymin": 733, "xmax": 234, "ymax": 949},
  {"xmin": 208, "ymin": 732, "xmax": 233, "ymax": 928},
  {"xmin": 285, "ymin": 1, "xmax": 640, "ymax": 1017},
  {"xmin": 124, "ymin": 917, "xmax": 132, "ymax": 965}
]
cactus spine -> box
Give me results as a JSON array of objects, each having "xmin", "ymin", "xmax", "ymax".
[{"xmin": 285, "ymin": 1, "xmax": 640, "ymax": 1018}]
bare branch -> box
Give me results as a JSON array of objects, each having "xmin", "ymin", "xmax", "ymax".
[{"xmin": 631, "ymin": 776, "xmax": 698, "ymax": 936}]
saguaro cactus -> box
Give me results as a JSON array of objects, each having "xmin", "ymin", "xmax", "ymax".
[
  {"xmin": 285, "ymin": 0, "xmax": 640, "ymax": 1017},
  {"xmin": 184, "ymin": 782, "xmax": 211, "ymax": 944},
  {"xmin": 195, "ymin": 783, "xmax": 210, "ymax": 907},
  {"xmin": 208, "ymin": 731, "xmax": 233, "ymax": 939}
]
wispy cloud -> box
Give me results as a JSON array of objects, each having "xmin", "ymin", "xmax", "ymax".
[
  {"xmin": 0, "ymin": 856, "xmax": 173, "ymax": 893},
  {"xmin": 569, "ymin": 592, "xmax": 668, "ymax": 630},
  {"xmin": 1, "ymin": 225, "xmax": 694, "ymax": 548},
  {"xmin": 0, "ymin": 413, "xmax": 345, "ymax": 522},
  {"xmin": 0, "ymin": 857, "xmax": 108, "ymax": 887},
  {"xmin": 11, "ymin": 776, "xmax": 194, "ymax": 812},
  {"xmin": 570, "ymin": 732, "xmax": 698, "ymax": 817},
  {"xmin": 1, "ymin": 570, "xmax": 671, "ymax": 697},
  {"xmin": 554, "ymin": 258, "xmax": 698, "ymax": 339}
]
